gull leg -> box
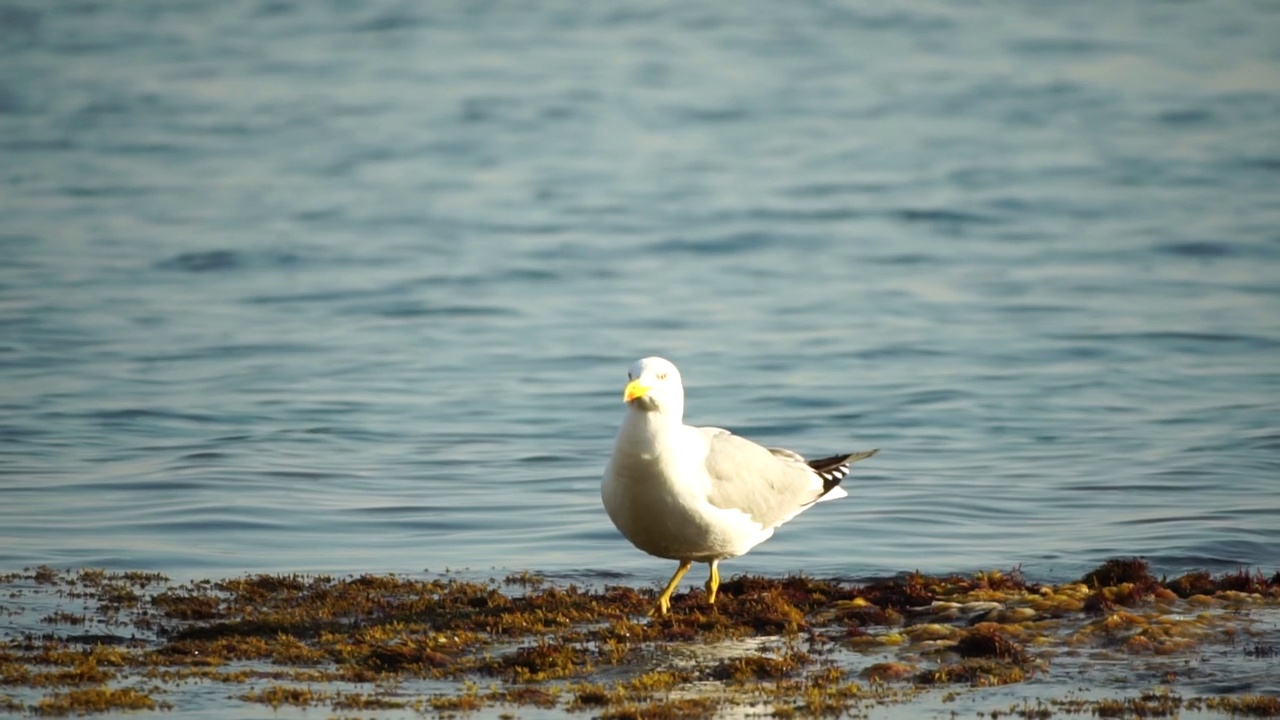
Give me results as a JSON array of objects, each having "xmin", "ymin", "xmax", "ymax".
[
  {"xmin": 652, "ymin": 559, "xmax": 692, "ymax": 616},
  {"xmin": 705, "ymin": 560, "xmax": 721, "ymax": 604}
]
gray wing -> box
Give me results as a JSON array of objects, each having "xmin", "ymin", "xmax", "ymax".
[{"xmin": 697, "ymin": 427, "xmax": 826, "ymax": 529}]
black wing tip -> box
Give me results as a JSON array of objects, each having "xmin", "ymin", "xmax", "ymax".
[
  {"xmin": 809, "ymin": 449, "xmax": 879, "ymax": 494},
  {"xmin": 807, "ymin": 449, "xmax": 879, "ymax": 470}
]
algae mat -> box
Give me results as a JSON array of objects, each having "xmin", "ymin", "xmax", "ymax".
[{"xmin": 1, "ymin": 560, "xmax": 1277, "ymax": 718}]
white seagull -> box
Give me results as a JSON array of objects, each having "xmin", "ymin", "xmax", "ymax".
[{"xmin": 602, "ymin": 356, "xmax": 878, "ymax": 615}]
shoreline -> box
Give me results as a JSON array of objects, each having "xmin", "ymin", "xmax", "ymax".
[{"xmin": 1, "ymin": 559, "xmax": 1277, "ymax": 718}]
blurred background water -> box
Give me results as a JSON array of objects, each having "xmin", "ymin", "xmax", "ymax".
[{"xmin": 2, "ymin": 0, "xmax": 1278, "ymax": 588}]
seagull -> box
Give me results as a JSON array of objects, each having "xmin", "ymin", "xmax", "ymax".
[{"xmin": 602, "ymin": 356, "xmax": 878, "ymax": 615}]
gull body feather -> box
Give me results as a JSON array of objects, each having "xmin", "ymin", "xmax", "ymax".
[{"xmin": 601, "ymin": 357, "xmax": 878, "ymax": 615}]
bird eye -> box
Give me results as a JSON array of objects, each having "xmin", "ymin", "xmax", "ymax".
[{"xmin": 656, "ymin": 372, "xmax": 667, "ymax": 380}]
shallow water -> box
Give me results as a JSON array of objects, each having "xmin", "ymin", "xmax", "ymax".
[{"xmin": 2, "ymin": 0, "xmax": 1279, "ymax": 598}]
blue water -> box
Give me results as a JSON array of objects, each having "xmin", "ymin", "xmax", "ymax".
[{"xmin": 2, "ymin": 1, "xmax": 1279, "ymax": 588}]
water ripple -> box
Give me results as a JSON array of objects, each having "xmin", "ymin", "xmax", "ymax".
[{"xmin": 0, "ymin": 0, "xmax": 1276, "ymax": 593}]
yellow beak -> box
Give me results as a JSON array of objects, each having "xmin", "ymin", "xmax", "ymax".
[{"xmin": 623, "ymin": 379, "xmax": 650, "ymax": 403}]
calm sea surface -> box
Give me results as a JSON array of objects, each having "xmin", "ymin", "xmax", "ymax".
[{"xmin": 2, "ymin": 1, "xmax": 1279, "ymax": 591}]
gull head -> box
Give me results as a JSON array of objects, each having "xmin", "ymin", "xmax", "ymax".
[{"xmin": 622, "ymin": 356, "xmax": 685, "ymax": 417}]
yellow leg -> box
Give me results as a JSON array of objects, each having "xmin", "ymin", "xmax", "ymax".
[
  {"xmin": 705, "ymin": 560, "xmax": 720, "ymax": 604},
  {"xmin": 652, "ymin": 559, "xmax": 692, "ymax": 616}
]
